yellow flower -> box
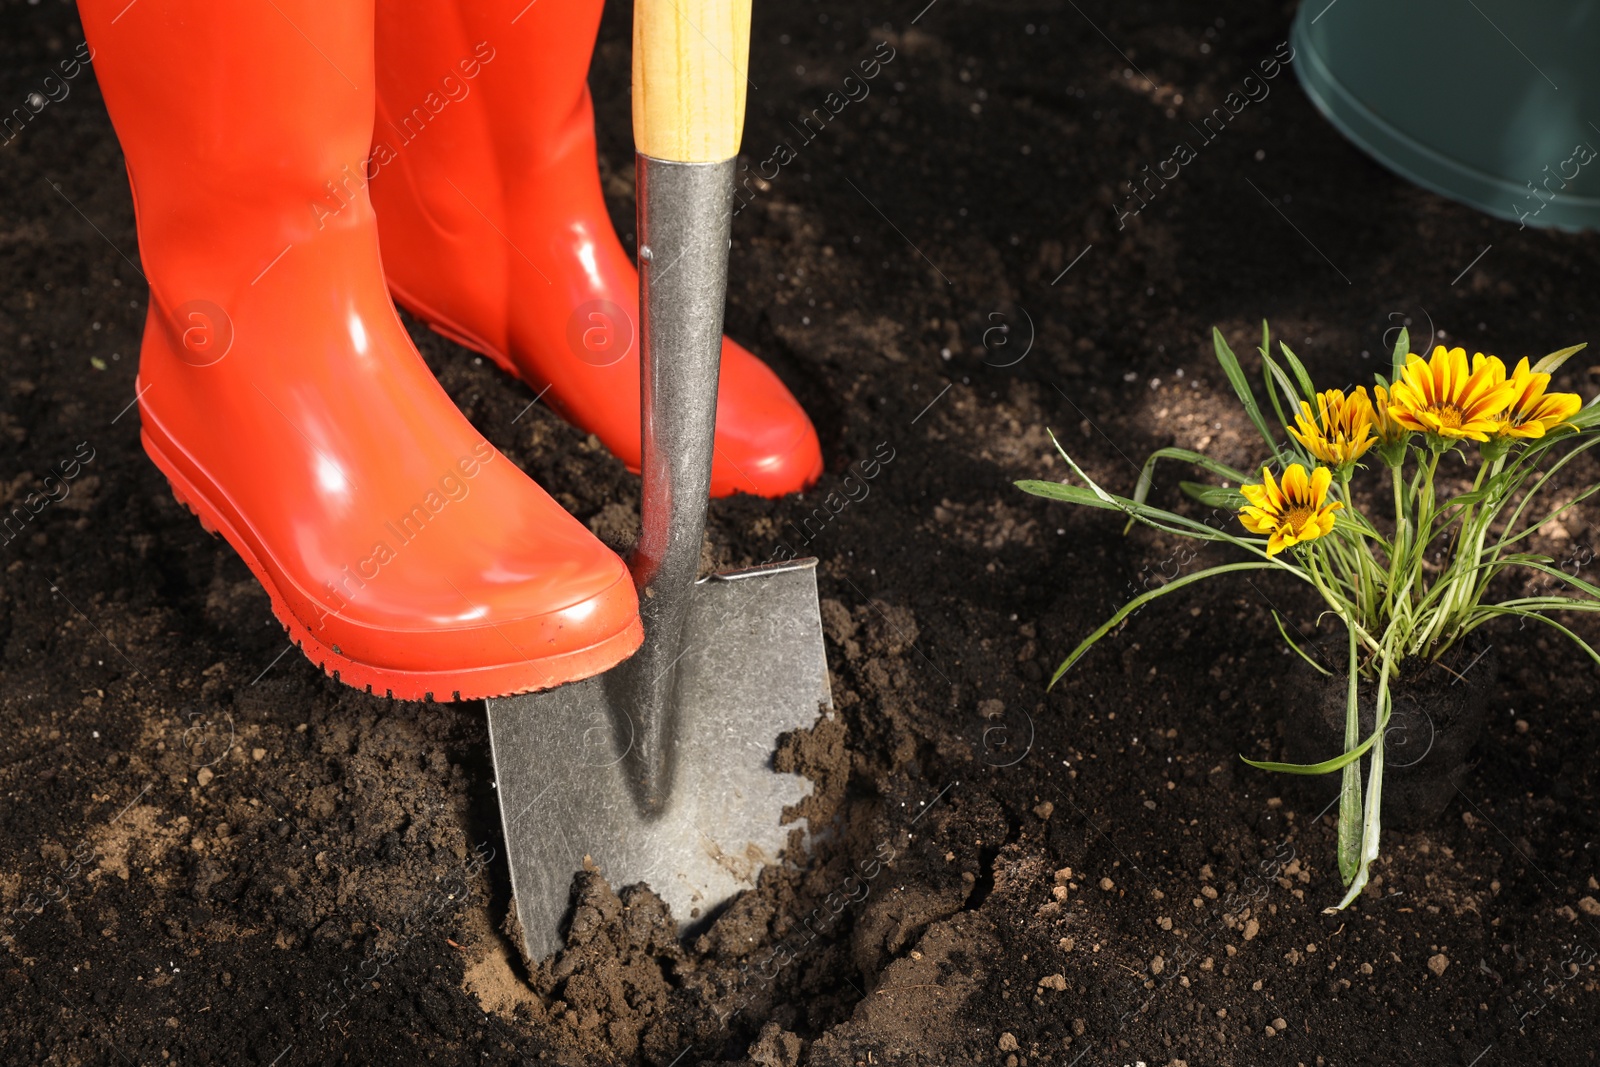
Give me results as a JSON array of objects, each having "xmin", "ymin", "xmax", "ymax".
[
  {"xmin": 1288, "ymin": 387, "xmax": 1376, "ymax": 467},
  {"xmin": 1370, "ymin": 383, "xmax": 1409, "ymax": 446},
  {"xmin": 1484, "ymin": 356, "xmax": 1582, "ymax": 440},
  {"xmin": 1238, "ymin": 463, "xmax": 1343, "ymax": 557},
  {"xmin": 1387, "ymin": 346, "xmax": 1519, "ymax": 442}
]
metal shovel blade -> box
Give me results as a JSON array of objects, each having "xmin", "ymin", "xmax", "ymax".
[{"xmin": 485, "ymin": 558, "xmax": 831, "ymax": 963}]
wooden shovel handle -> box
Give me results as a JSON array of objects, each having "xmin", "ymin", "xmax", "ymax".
[{"xmin": 632, "ymin": 0, "xmax": 751, "ymax": 163}]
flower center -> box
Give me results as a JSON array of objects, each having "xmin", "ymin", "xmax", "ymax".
[
  {"xmin": 1427, "ymin": 403, "xmax": 1466, "ymax": 429},
  {"xmin": 1284, "ymin": 505, "xmax": 1318, "ymax": 531}
]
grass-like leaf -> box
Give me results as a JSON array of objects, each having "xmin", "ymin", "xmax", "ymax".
[
  {"xmin": 1213, "ymin": 327, "xmax": 1281, "ymax": 460},
  {"xmin": 1124, "ymin": 446, "xmax": 1254, "ymax": 534},
  {"xmin": 1337, "ymin": 626, "xmax": 1363, "ymax": 884},
  {"xmin": 1240, "ymin": 722, "xmax": 1381, "ymax": 775},
  {"xmin": 1180, "ymin": 481, "xmax": 1247, "ymax": 510},
  {"xmin": 1273, "ymin": 610, "xmax": 1331, "ymax": 676},
  {"xmin": 1046, "ymin": 561, "xmax": 1280, "ymax": 687},
  {"xmin": 1533, "ymin": 342, "xmax": 1588, "ymax": 376},
  {"xmin": 1276, "ymin": 341, "xmax": 1318, "ymax": 404}
]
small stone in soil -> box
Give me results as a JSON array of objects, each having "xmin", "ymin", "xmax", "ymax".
[{"xmin": 1428, "ymin": 953, "xmax": 1450, "ymax": 977}]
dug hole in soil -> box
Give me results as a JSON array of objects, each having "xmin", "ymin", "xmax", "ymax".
[{"xmin": 4, "ymin": 1, "xmax": 1600, "ymax": 1065}]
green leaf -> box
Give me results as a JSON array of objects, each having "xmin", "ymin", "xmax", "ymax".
[
  {"xmin": 1489, "ymin": 596, "xmax": 1600, "ymax": 612},
  {"xmin": 1488, "ymin": 551, "xmax": 1555, "ymax": 567},
  {"xmin": 1331, "ymin": 506, "xmax": 1384, "ymax": 541},
  {"xmin": 1259, "ymin": 347, "xmax": 1301, "ymax": 439},
  {"xmin": 1466, "ymin": 607, "xmax": 1600, "ymax": 668},
  {"xmin": 1213, "ymin": 327, "xmax": 1281, "ymax": 459},
  {"xmin": 1017, "ymin": 478, "xmax": 1091, "ymax": 504},
  {"xmin": 1272, "ymin": 610, "xmax": 1331, "ymax": 676},
  {"xmin": 1047, "ymin": 561, "xmax": 1280, "ymax": 687},
  {"xmin": 1331, "ymin": 686, "xmax": 1390, "ymax": 912},
  {"xmin": 1390, "ymin": 326, "xmax": 1410, "ymax": 382},
  {"xmin": 1277, "ymin": 341, "xmax": 1318, "ymax": 403},
  {"xmin": 1025, "ymin": 439, "xmax": 1261, "ymax": 549},
  {"xmin": 1496, "ymin": 436, "xmax": 1600, "ymax": 547},
  {"xmin": 1019, "ymin": 438, "xmax": 1322, "ymax": 568},
  {"xmin": 1337, "ymin": 627, "xmax": 1363, "ymax": 884},
  {"xmin": 1180, "ymin": 481, "xmax": 1247, "ymax": 510},
  {"xmin": 1240, "ymin": 721, "xmax": 1382, "ymax": 775},
  {"xmin": 1126, "ymin": 446, "xmax": 1254, "ymax": 534},
  {"xmin": 1338, "ymin": 765, "xmax": 1363, "ymax": 886},
  {"xmin": 1438, "ymin": 487, "xmax": 1491, "ymax": 511},
  {"xmin": 1257, "ymin": 320, "xmax": 1295, "ymax": 434},
  {"xmin": 1508, "ymin": 561, "xmax": 1600, "ymax": 602},
  {"xmin": 1532, "ymin": 342, "xmax": 1587, "ymax": 376}
]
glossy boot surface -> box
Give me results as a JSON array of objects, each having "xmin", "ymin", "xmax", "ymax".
[
  {"xmin": 369, "ymin": 0, "xmax": 823, "ymax": 498},
  {"xmin": 81, "ymin": 0, "xmax": 642, "ymax": 700}
]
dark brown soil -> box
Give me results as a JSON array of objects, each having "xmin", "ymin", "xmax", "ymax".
[{"xmin": 5, "ymin": 1, "xmax": 1600, "ymax": 1064}]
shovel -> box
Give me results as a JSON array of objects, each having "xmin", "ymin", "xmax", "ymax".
[{"xmin": 485, "ymin": 0, "xmax": 832, "ymax": 964}]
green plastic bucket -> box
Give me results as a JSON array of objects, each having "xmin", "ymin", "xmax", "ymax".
[{"xmin": 1291, "ymin": 0, "xmax": 1600, "ymax": 231}]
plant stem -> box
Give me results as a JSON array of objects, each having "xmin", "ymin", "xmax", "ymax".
[
  {"xmin": 1303, "ymin": 551, "xmax": 1389, "ymax": 662},
  {"xmin": 1340, "ymin": 472, "xmax": 1374, "ymax": 620},
  {"xmin": 1382, "ymin": 463, "xmax": 1408, "ymax": 621},
  {"xmin": 1430, "ymin": 453, "xmax": 1506, "ymax": 655},
  {"xmin": 1445, "ymin": 455, "xmax": 1493, "ymax": 568}
]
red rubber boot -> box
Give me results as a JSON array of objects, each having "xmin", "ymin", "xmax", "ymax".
[
  {"xmin": 368, "ymin": 0, "xmax": 823, "ymax": 498},
  {"xmin": 81, "ymin": 0, "xmax": 642, "ymax": 700}
]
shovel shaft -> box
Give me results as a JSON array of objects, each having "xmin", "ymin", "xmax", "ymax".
[
  {"xmin": 622, "ymin": 155, "xmax": 736, "ymax": 811},
  {"xmin": 632, "ymin": 159, "xmax": 733, "ymax": 595}
]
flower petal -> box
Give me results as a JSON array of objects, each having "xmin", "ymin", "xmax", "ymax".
[
  {"xmin": 1259, "ymin": 467, "xmax": 1282, "ymax": 509},
  {"xmin": 1308, "ymin": 465, "xmax": 1333, "ymax": 505},
  {"xmin": 1279, "ymin": 463, "xmax": 1309, "ymax": 503}
]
